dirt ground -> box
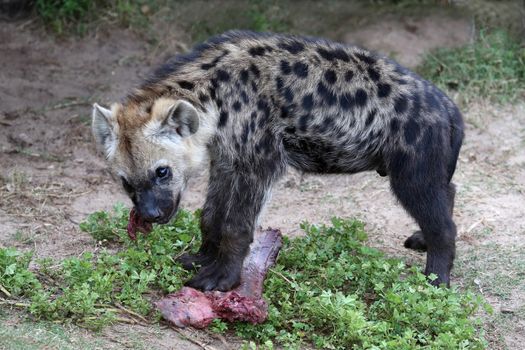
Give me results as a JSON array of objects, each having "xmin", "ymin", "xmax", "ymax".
[{"xmin": 1, "ymin": 8, "xmax": 524, "ymax": 350}]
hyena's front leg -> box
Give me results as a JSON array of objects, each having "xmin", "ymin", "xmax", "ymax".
[
  {"xmin": 185, "ymin": 167, "xmax": 275, "ymax": 291},
  {"xmin": 178, "ymin": 187, "xmax": 225, "ymax": 270}
]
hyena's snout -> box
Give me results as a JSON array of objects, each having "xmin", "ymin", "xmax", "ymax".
[{"xmin": 135, "ymin": 188, "xmax": 180, "ymax": 224}]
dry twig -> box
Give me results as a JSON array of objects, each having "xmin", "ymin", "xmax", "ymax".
[{"xmin": 172, "ymin": 327, "xmax": 219, "ymax": 350}]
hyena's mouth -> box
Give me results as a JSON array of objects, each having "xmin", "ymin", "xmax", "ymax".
[
  {"xmin": 127, "ymin": 208, "xmax": 153, "ymax": 240},
  {"xmin": 126, "ymin": 194, "xmax": 181, "ymax": 240},
  {"xmin": 157, "ymin": 193, "xmax": 181, "ymax": 224}
]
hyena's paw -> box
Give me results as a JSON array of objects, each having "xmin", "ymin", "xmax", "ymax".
[
  {"xmin": 177, "ymin": 252, "xmax": 215, "ymax": 271},
  {"xmin": 404, "ymin": 231, "xmax": 427, "ymax": 252},
  {"xmin": 185, "ymin": 260, "xmax": 241, "ymax": 292}
]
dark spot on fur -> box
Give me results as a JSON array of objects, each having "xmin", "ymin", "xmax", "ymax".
[
  {"xmin": 280, "ymin": 60, "xmax": 291, "ymax": 75},
  {"xmin": 280, "ymin": 106, "xmax": 290, "ymax": 119},
  {"xmin": 324, "ymin": 70, "xmax": 337, "ymax": 85},
  {"xmin": 178, "ymin": 81, "xmax": 194, "ymax": 90},
  {"xmin": 367, "ymin": 67, "xmax": 380, "ymax": 82},
  {"xmin": 217, "ymin": 69, "xmax": 230, "ymax": 82},
  {"xmin": 365, "ymin": 109, "xmax": 376, "ymax": 127},
  {"xmin": 319, "ymin": 117, "xmax": 334, "ymax": 133},
  {"xmin": 250, "ymin": 119, "xmax": 256, "ymax": 133},
  {"xmin": 411, "ymin": 93, "xmax": 422, "ymax": 117},
  {"xmin": 251, "ymin": 81, "xmax": 258, "ymax": 93},
  {"xmin": 276, "ymin": 77, "xmax": 284, "ymax": 91},
  {"xmin": 201, "ymin": 63, "xmax": 214, "ymax": 70},
  {"xmin": 233, "ymin": 101, "xmax": 242, "ymax": 111},
  {"xmin": 292, "ymin": 62, "xmax": 308, "ymax": 78},
  {"xmin": 218, "ymin": 111, "xmax": 229, "ymax": 128},
  {"xmin": 248, "ymin": 46, "xmax": 266, "ymax": 56},
  {"xmin": 404, "ymin": 119, "xmax": 420, "ymax": 145},
  {"xmin": 425, "ymin": 88, "xmax": 442, "ymax": 112},
  {"xmin": 420, "ymin": 125, "xmax": 435, "ymax": 152},
  {"xmin": 145, "ymin": 105, "xmax": 152, "ymax": 114},
  {"xmin": 394, "ymin": 95, "xmax": 408, "ymax": 114},
  {"xmin": 355, "ymin": 89, "xmax": 368, "ymax": 107},
  {"xmin": 258, "ymin": 131, "xmax": 274, "ymax": 155},
  {"xmin": 200, "ymin": 50, "xmax": 229, "ymax": 70},
  {"xmin": 285, "ymin": 126, "xmax": 296, "ymax": 134},
  {"xmin": 241, "ymin": 123, "xmax": 250, "ymax": 144},
  {"xmin": 240, "ymin": 69, "xmax": 249, "ymax": 85},
  {"xmin": 344, "ymin": 70, "xmax": 354, "ymax": 82},
  {"xmin": 377, "ymin": 83, "xmax": 391, "ymax": 98},
  {"xmin": 340, "ymin": 92, "xmax": 354, "ymax": 110},
  {"xmin": 198, "ymin": 93, "xmax": 209, "ymax": 104},
  {"xmin": 250, "ymin": 64, "xmax": 260, "ymax": 78},
  {"xmin": 302, "ymin": 93, "xmax": 314, "ymax": 111},
  {"xmin": 355, "ymin": 52, "xmax": 376, "ymax": 65},
  {"xmin": 317, "ymin": 48, "xmax": 349, "ymax": 62},
  {"xmin": 278, "ymin": 41, "xmax": 305, "ymax": 54},
  {"xmin": 257, "ymin": 98, "xmax": 271, "ymax": 118},
  {"xmin": 284, "ymin": 87, "xmax": 294, "ymax": 103},
  {"xmin": 216, "ymin": 99, "xmax": 223, "ymax": 109},
  {"xmin": 317, "ymin": 81, "xmax": 337, "ymax": 106},
  {"xmin": 332, "ymin": 49, "xmax": 350, "ymax": 62},
  {"xmin": 241, "ymin": 90, "xmax": 249, "ymax": 104},
  {"xmin": 317, "ymin": 48, "xmax": 335, "ymax": 61},
  {"xmin": 390, "ymin": 118, "xmax": 400, "ymax": 133},
  {"xmin": 209, "ymin": 87, "xmax": 216, "ymax": 99}
]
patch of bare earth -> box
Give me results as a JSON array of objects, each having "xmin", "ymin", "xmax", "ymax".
[{"xmin": 1, "ymin": 10, "xmax": 523, "ymax": 350}]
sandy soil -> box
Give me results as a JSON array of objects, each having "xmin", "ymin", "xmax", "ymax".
[{"xmin": 1, "ymin": 10, "xmax": 524, "ymax": 350}]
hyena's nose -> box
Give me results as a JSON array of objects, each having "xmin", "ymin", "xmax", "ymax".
[{"xmin": 142, "ymin": 207, "xmax": 162, "ymax": 222}]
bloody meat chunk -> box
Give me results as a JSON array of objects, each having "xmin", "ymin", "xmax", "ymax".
[
  {"xmin": 127, "ymin": 207, "xmax": 153, "ymax": 240},
  {"xmin": 155, "ymin": 228, "xmax": 282, "ymax": 328}
]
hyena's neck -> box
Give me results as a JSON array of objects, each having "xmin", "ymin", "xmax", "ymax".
[{"xmin": 126, "ymin": 33, "xmax": 277, "ymax": 124}]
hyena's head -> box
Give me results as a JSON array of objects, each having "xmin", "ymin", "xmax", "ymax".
[{"xmin": 92, "ymin": 97, "xmax": 208, "ymax": 224}]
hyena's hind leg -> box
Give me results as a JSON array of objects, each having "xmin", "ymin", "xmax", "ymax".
[
  {"xmin": 404, "ymin": 183, "xmax": 456, "ymax": 252},
  {"xmin": 391, "ymin": 174, "xmax": 457, "ymax": 287},
  {"xmin": 388, "ymin": 118, "xmax": 460, "ymax": 286},
  {"xmin": 404, "ymin": 105, "xmax": 463, "ymax": 255}
]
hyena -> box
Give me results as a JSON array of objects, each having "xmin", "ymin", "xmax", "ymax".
[{"xmin": 92, "ymin": 31, "xmax": 464, "ymax": 291}]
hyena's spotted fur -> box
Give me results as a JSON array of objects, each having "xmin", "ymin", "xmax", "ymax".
[{"xmin": 92, "ymin": 31, "xmax": 464, "ymax": 291}]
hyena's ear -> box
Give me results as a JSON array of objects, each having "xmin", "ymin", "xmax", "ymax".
[
  {"xmin": 92, "ymin": 103, "xmax": 117, "ymax": 153},
  {"xmin": 159, "ymin": 100, "xmax": 199, "ymax": 138}
]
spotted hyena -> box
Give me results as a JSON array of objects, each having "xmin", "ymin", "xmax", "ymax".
[{"xmin": 92, "ymin": 31, "xmax": 464, "ymax": 291}]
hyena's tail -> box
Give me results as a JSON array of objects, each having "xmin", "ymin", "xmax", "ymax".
[{"xmin": 446, "ymin": 107, "xmax": 465, "ymax": 183}]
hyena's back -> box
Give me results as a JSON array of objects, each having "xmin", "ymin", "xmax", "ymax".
[{"xmin": 134, "ymin": 30, "xmax": 464, "ymax": 181}]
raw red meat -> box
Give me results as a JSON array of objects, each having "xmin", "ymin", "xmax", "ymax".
[
  {"xmin": 155, "ymin": 228, "xmax": 282, "ymax": 328},
  {"xmin": 127, "ymin": 207, "xmax": 152, "ymax": 240}
]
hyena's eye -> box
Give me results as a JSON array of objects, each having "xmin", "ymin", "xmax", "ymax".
[
  {"xmin": 155, "ymin": 167, "xmax": 170, "ymax": 179},
  {"xmin": 121, "ymin": 177, "xmax": 133, "ymax": 193}
]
